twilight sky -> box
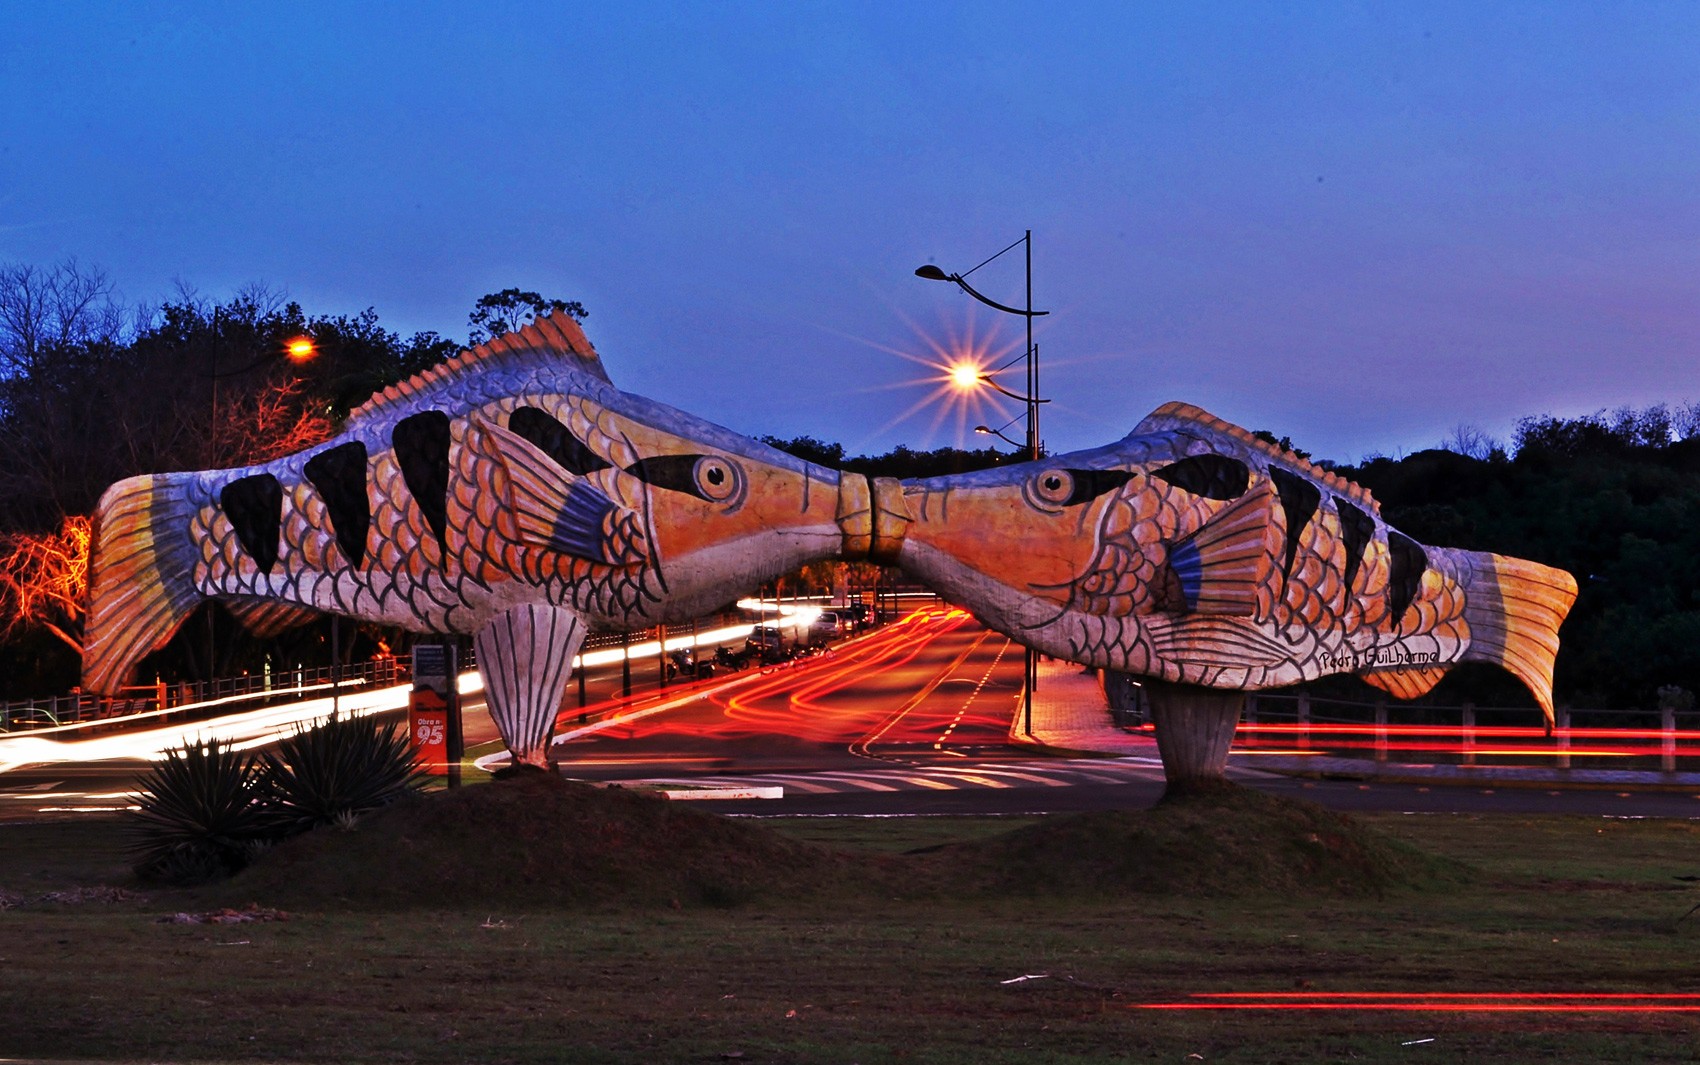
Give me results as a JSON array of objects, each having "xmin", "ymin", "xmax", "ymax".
[{"xmin": 3, "ymin": 2, "xmax": 1697, "ymax": 464}]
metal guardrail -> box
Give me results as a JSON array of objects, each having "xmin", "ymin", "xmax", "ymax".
[
  {"xmin": 0, "ymin": 656, "xmax": 411, "ymax": 733},
  {"xmin": 1237, "ymin": 691, "xmax": 1700, "ymax": 773},
  {"xmin": 0, "ymin": 590, "xmax": 933, "ymax": 734}
]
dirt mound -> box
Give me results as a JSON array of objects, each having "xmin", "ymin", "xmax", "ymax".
[
  {"xmin": 220, "ymin": 771, "xmax": 846, "ymax": 910},
  {"xmin": 942, "ymin": 783, "xmax": 1467, "ymax": 898},
  {"xmin": 212, "ymin": 776, "xmax": 1459, "ymax": 911}
]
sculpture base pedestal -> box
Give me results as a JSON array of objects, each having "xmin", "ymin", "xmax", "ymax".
[
  {"xmin": 1146, "ymin": 681, "xmax": 1245, "ymax": 795},
  {"xmin": 475, "ymin": 604, "xmax": 586, "ymax": 769}
]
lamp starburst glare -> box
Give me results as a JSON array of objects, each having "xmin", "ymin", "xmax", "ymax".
[
  {"xmin": 284, "ymin": 336, "xmax": 317, "ymax": 364},
  {"xmin": 948, "ymin": 362, "xmax": 984, "ymax": 390}
]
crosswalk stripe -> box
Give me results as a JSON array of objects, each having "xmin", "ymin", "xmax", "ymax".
[
  {"xmin": 605, "ymin": 759, "xmax": 1171, "ymax": 796},
  {"xmin": 933, "ymin": 767, "xmax": 1069, "ymax": 786},
  {"xmin": 888, "ymin": 775, "xmax": 958, "ymax": 791}
]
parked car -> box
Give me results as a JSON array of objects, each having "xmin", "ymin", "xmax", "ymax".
[
  {"xmin": 745, "ymin": 624, "xmax": 790, "ymax": 662},
  {"xmin": 808, "ymin": 611, "xmax": 841, "ymax": 645}
]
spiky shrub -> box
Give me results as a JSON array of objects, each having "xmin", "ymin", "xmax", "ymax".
[
  {"xmin": 260, "ymin": 712, "xmax": 426, "ymax": 837},
  {"xmin": 128, "ymin": 737, "xmax": 276, "ymax": 885}
]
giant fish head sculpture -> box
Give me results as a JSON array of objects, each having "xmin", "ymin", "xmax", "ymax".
[
  {"xmin": 82, "ymin": 313, "xmax": 857, "ymax": 763},
  {"xmin": 884, "ymin": 402, "xmax": 1579, "ymax": 719}
]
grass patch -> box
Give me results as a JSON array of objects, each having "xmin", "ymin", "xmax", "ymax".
[{"xmin": 1, "ymin": 779, "xmax": 1698, "ymax": 1063}]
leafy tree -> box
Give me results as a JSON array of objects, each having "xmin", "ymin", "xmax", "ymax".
[
  {"xmin": 1344, "ymin": 404, "xmax": 1700, "ymax": 709},
  {"xmin": 467, "ymin": 288, "xmax": 587, "ymax": 346},
  {"xmin": 758, "ymin": 435, "xmax": 845, "ymax": 467}
]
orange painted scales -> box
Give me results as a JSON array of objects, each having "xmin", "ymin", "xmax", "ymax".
[
  {"xmin": 82, "ymin": 310, "xmax": 1577, "ymax": 778},
  {"xmin": 878, "ymin": 402, "xmax": 1578, "ymax": 722},
  {"xmin": 82, "ymin": 313, "xmax": 870, "ymax": 765}
]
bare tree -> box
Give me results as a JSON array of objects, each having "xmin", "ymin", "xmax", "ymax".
[
  {"xmin": 1440, "ymin": 423, "xmax": 1504, "ymax": 461},
  {"xmin": 0, "ymin": 259, "xmax": 126, "ymax": 375},
  {"xmin": 1674, "ymin": 401, "xmax": 1700, "ymax": 441},
  {"xmin": 0, "ymin": 515, "xmax": 91, "ymax": 653}
]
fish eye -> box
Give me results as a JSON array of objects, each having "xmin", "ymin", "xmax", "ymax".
[
  {"xmin": 693, "ymin": 456, "xmax": 740, "ymax": 503},
  {"xmin": 1034, "ymin": 469, "xmax": 1075, "ymax": 506},
  {"xmin": 624, "ymin": 452, "xmax": 747, "ymax": 507},
  {"xmin": 1026, "ymin": 466, "xmax": 1135, "ymax": 509}
]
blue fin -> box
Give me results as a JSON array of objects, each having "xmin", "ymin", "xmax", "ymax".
[
  {"xmin": 472, "ymin": 416, "xmax": 633, "ymax": 566},
  {"xmin": 1162, "ymin": 482, "xmax": 1276, "ymax": 615}
]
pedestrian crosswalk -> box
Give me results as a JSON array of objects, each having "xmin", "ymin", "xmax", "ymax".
[{"xmin": 614, "ymin": 756, "xmax": 1169, "ymax": 796}]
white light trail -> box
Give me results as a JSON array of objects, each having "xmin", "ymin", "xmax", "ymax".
[{"xmin": 0, "ymin": 606, "xmax": 840, "ymax": 773}]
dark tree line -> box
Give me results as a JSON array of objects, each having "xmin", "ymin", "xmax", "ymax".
[
  {"xmin": 1346, "ymin": 407, "xmax": 1700, "ymax": 710},
  {"xmin": 2, "ymin": 258, "xmax": 1695, "ymax": 712},
  {"xmin": 759, "ymin": 435, "xmax": 1017, "ymax": 479}
]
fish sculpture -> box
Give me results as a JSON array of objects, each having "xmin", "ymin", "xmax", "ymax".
[
  {"xmin": 83, "ymin": 312, "xmax": 873, "ymax": 764},
  {"xmin": 870, "ymin": 402, "xmax": 1578, "ymax": 720}
]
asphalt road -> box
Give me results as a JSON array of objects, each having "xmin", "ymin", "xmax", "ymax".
[{"xmin": 5, "ymin": 608, "xmax": 1700, "ymax": 822}]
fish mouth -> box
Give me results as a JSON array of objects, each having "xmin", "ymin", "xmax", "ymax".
[{"xmin": 837, "ymin": 474, "xmax": 911, "ymax": 562}]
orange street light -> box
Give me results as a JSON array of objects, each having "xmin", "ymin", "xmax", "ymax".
[{"xmin": 284, "ymin": 335, "xmax": 318, "ymax": 364}]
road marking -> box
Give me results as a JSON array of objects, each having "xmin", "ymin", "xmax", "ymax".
[
  {"xmin": 602, "ymin": 756, "xmax": 1172, "ymax": 797},
  {"xmin": 850, "ymin": 630, "xmax": 993, "ymax": 757},
  {"xmin": 888, "ymin": 774, "xmax": 958, "ymax": 791},
  {"xmin": 933, "ymin": 767, "xmax": 1063, "ymax": 787}
]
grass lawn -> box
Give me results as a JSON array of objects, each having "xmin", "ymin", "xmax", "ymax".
[{"xmin": 2, "ymin": 779, "xmax": 1699, "ymax": 1064}]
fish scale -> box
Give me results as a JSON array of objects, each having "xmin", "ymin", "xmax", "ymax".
[
  {"xmin": 885, "ymin": 401, "xmax": 1577, "ymax": 720},
  {"xmin": 83, "ymin": 313, "xmax": 852, "ymax": 765}
]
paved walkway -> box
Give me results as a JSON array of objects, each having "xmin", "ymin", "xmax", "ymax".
[
  {"xmin": 1015, "ymin": 657, "xmax": 1700, "ymax": 793},
  {"xmin": 1009, "ymin": 657, "xmax": 1154, "ymax": 757}
]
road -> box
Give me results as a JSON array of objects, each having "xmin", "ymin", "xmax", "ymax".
[
  {"xmin": 553, "ymin": 606, "xmax": 1028, "ymax": 778},
  {"xmin": 5, "ymin": 607, "xmax": 1700, "ymax": 821}
]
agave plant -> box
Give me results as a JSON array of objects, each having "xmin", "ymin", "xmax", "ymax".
[
  {"xmin": 260, "ymin": 712, "xmax": 426, "ymax": 837},
  {"xmin": 128, "ymin": 737, "xmax": 276, "ymax": 884}
]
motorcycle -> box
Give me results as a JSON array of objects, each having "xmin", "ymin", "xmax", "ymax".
[
  {"xmin": 665, "ymin": 648, "xmax": 716, "ymax": 682},
  {"xmin": 714, "ymin": 645, "xmax": 751, "ymax": 671}
]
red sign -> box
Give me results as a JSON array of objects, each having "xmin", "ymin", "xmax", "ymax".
[{"xmin": 408, "ymin": 688, "xmax": 450, "ymax": 776}]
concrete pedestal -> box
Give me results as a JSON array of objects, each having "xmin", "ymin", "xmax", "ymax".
[
  {"xmin": 1146, "ymin": 681, "xmax": 1245, "ymax": 793},
  {"xmin": 475, "ymin": 604, "xmax": 586, "ymax": 768}
]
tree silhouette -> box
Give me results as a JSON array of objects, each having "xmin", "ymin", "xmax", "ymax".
[{"xmin": 467, "ymin": 288, "xmax": 587, "ymax": 346}]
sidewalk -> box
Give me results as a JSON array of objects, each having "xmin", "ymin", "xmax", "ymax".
[{"xmin": 1015, "ymin": 658, "xmax": 1700, "ymax": 793}]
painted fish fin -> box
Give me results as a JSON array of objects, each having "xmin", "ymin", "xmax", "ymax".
[
  {"xmin": 1134, "ymin": 401, "xmax": 1380, "ymax": 515},
  {"xmin": 475, "ymin": 603, "xmax": 587, "ymax": 768},
  {"xmin": 1145, "ymin": 615, "xmax": 1295, "ymax": 669},
  {"xmin": 1459, "ymin": 551, "xmax": 1579, "ymax": 725},
  {"xmin": 225, "ymin": 598, "xmax": 322, "ymax": 639},
  {"xmin": 1361, "ymin": 666, "xmax": 1450, "ymax": 701},
  {"xmin": 83, "ymin": 472, "xmax": 205, "ymax": 694},
  {"xmin": 470, "ymin": 416, "xmax": 643, "ymax": 566},
  {"xmin": 346, "ymin": 311, "xmax": 608, "ymax": 428},
  {"xmin": 1162, "ymin": 482, "xmax": 1278, "ymax": 616}
]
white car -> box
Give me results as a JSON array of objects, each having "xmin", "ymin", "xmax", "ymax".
[{"xmin": 808, "ymin": 611, "xmax": 841, "ymax": 645}]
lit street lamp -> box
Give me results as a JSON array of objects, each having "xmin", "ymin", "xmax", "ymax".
[
  {"xmin": 916, "ymin": 231, "xmax": 1049, "ymax": 734},
  {"xmin": 973, "ymin": 421, "xmax": 1024, "ymax": 449},
  {"xmin": 916, "ymin": 231, "xmax": 1048, "ymax": 460}
]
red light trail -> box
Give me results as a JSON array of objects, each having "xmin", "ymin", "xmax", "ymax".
[
  {"xmin": 1230, "ymin": 722, "xmax": 1699, "ymax": 763},
  {"xmin": 1138, "ymin": 991, "xmax": 1700, "ymax": 1013},
  {"xmin": 556, "ymin": 606, "xmax": 995, "ymax": 749}
]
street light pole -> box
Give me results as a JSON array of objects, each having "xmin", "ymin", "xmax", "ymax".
[
  {"xmin": 1025, "ymin": 231, "xmax": 1037, "ymax": 462},
  {"xmin": 916, "ymin": 230, "xmax": 1049, "ymax": 735}
]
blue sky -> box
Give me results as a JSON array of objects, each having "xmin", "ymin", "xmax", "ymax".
[{"xmin": 3, "ymin": 2, "xmax": 1696, "ymax": 463}]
